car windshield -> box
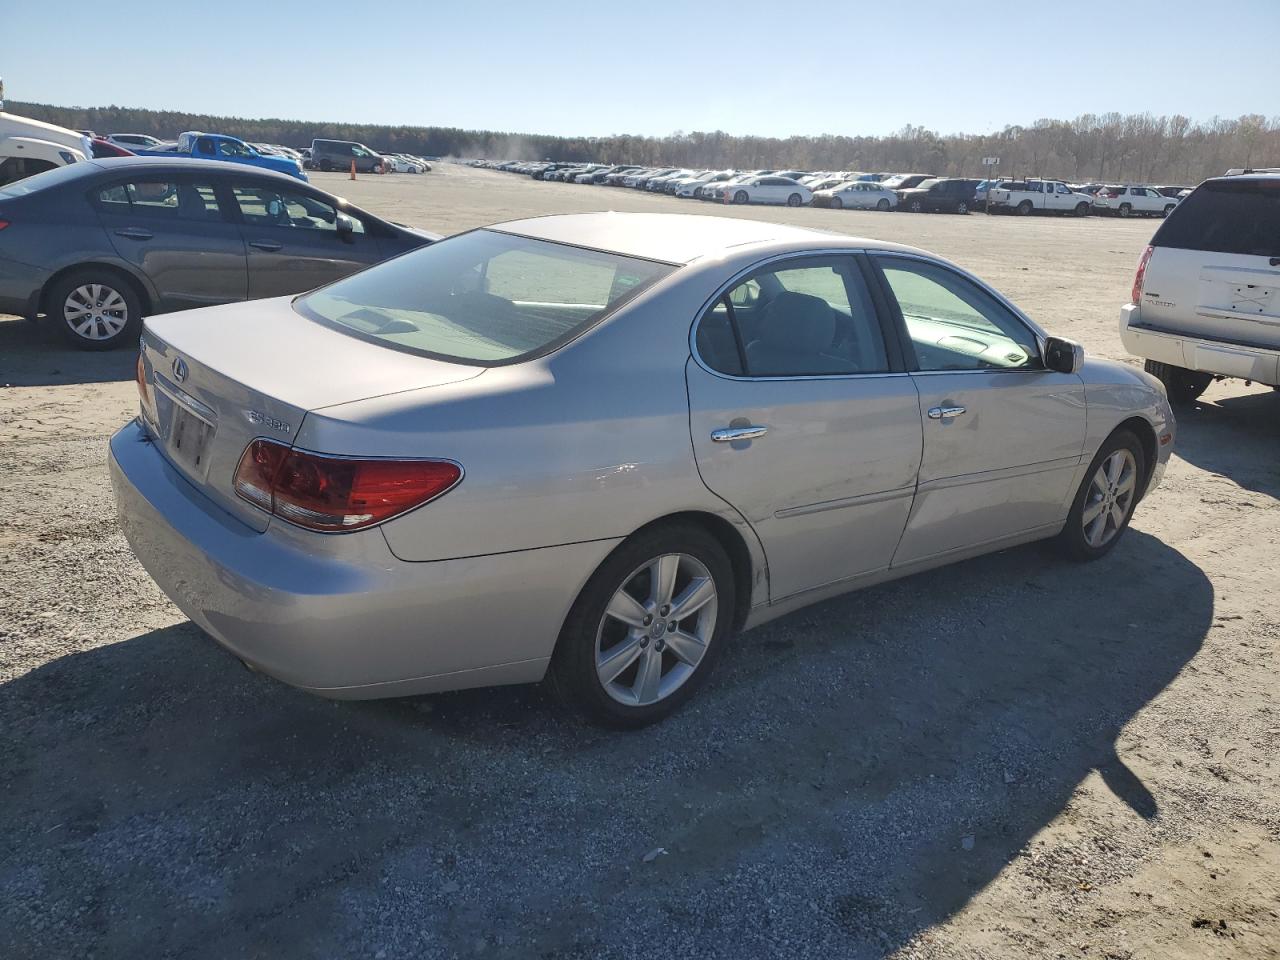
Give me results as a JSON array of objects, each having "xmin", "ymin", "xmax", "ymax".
[{"xmin": 296, "ymin": 229, "xmax": 675, "ymax": 365}]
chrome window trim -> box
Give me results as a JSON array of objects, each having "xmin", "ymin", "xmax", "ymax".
[{"xmin": 687, "ymin": 247, "xmax": 907, "ymax": 383}]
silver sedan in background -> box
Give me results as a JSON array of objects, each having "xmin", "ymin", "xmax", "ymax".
[
  {"xmin": 110, "ymin": 213, "xmax": 1175, "ymax": 727},
  {"xmin": 813, "ymin": 180, "xmax": 899, "ymax": 210}
]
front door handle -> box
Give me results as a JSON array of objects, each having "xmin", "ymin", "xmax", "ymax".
[
  {"xmin": 248, "ymin": 239, "xmax": 283, "ymax": 252},
  {"xmin": 114, "ymin": 227, "xmax": 153, "ymax": 240},
  {"xmin": 927, "ymin": 405, "xmax": 967, "ymax": 420},
  {"xmin": 711, "ymin": 425, "xmax": 768, "ymax": 442}
]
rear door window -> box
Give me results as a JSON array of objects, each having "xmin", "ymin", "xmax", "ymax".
[
  {"xmin": 1153, "ymin": 179, "xmax": 1280, "ymax": 258},
  {"xmin": 93, "ymin": 179, "xmax": 222, "ymax": 221}
]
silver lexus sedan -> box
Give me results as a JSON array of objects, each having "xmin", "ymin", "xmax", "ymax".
[{"xmin": 110, "ymin": 213, "xmax": 1175, "ymax": 727}]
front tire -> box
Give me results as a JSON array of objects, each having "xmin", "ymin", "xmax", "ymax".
[
  {"xmin": 1144, "ymin": 359, "xmax": 1212, "ymax": 405},
  {"xmin": 1163, "ymin": 204, "xmax": 1176, "ymax": 217},
  {"xmin": 733, "ymin": 190, "xmax": 749, "ymax": 205},
  {"xmin": 909, "ymin": 199, "xmax": 924, "ymax": 213},
  {"xmin": 46, "ymin": 270, "xmax": 142, "ymax": 351},
  {"xmin": 831, "ymin": 196, "xmax": 843, "ymax": 209},
  {"xmin": 551, "ymin": 524, "xmax": 735, "ymax": 728},
  {"xmin": 1059, "ymin": 430, "xmax": 1145, "ymax": 562},
  {"xmin": 955, "ymin": 200, "xmax": 969, "ymax": 215},
  {"xmin": 1075, "ymin": 202, "xmax": 1090, "ymax": 217}
]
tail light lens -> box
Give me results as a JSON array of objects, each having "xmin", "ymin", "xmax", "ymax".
[
  {"xmin": 1131, "ymin": 245, "xmax": 1154, "ymax": 304},
  {"xmin": 233, "ymin": 438, "xmax": 461, "ymax": 532},
  {"xmin": 0, "ymin": 219, "xmax": 10, "ymax": 231}
]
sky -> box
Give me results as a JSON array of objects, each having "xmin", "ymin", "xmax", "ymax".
[{"xmin": 4, "ymin": 0, "xmax": 1278, "ymax": 139}]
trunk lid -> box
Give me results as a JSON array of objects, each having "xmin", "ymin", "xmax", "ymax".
[{"xmin": 140, "ymin": 297, "xmax": 484, "ymax": 531}]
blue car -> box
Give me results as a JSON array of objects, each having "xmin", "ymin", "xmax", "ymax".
[{"xmin": 135, "ymin": 132, "xmax": 307, "ymax": 181}]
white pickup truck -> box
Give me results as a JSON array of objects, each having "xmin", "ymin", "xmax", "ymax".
[
  {"xmin": 1120, "ymin": 174, "xmax": 1280, "ymax": 403},
  {"xmin": 0, "ymin": 80, "xmax": 91, "ymax": 187},
  {"xmin": 988, "ymin": 179, "xmax": 1094, "ymax": 216}
]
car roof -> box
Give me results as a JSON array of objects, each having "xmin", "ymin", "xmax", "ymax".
[
  {"xmin": 492, "ymin": 212, "xmax": 904, "ymax": 265},
  {"xmin": 82, "ymin": 156, "xmax": 304, "ymax": 184}
]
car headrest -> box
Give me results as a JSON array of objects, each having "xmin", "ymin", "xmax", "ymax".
[{"xmin": 759, "ymin": 291, "xmax": 835, "ymax": 353}]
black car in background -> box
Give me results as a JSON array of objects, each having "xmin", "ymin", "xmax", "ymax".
[
  {"xmin": 897, "ymin": 178, "xmax": 983, "ymax": 214},
  {"xmin": 0, "ymin": 158, "xmax": 435, "ymax": 349}
]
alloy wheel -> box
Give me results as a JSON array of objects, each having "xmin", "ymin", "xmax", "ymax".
[
  {"xmin": 1082, "ymin": 449, "xmax": 1137, "ymax": 548},
  {"xmin": 63, "ymin": 284, "xmax": 128, "ymax": 342},
  {"xmin": 594, "ymin": 553, "xmax": 718, "ymax": 707}
]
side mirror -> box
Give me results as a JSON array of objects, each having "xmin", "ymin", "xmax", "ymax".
[
  {"xmin": 1043, "ymin": 336, "xmax": 1084, "ymax": 374},
  {"xmin": 335, "ymin": 213, "xmax": 355, "ymax": 241}
]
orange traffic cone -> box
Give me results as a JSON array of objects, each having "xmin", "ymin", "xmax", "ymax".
[{"xmin": 350, "ymin": 159, "xmax": 357, "ymax": 181}]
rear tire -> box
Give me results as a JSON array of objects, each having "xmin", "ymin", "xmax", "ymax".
[
  {"xmin": 319, "ymin": 159, "xmax": 333, "ymax": 172},
  {"xmin": 1058, "ymin": 430, "xmax": 1145, "ymax": 562},
  {"xmin": 831, "ymin": 196, "xmax": 843, "ymax": 209},
  {"xmin": 734, "ymin": 190, "xmax": 749, "ymax": 205},
  {"xmin": 1163, "ymin": 203, "xmax": 1176, "ymax": 217},
  {"xmin": 1118, "ymin": 203, "xmax": 1132, "ymax": 218},
  {"xmin": 550, "ymin": 524, "xmax": 735, "ymax": 728},
  {"xmin": 955, "ymin": 200, "xmax": 969, "ymax": 214},
  {"xmin": 46, "ymin": 269, "xmax": 143, "ymax": 351},
  {"xmin": 876, "ymin": 198, "xmax": 891, "ymax": 211},
  {"xmin": 1017, "ymin": 200, "xmax": 1033, "ymax": 216},
  {"xmin": 787, "ymin": 193, "xmax": 803, "ymax": 207},
  {"xmin": 1144, "ymin": 359, "xmax": 1212, "ymax": 405}
]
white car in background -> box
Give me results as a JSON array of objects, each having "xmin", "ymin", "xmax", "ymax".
[
  {"xmin": 106, "ymin": 133, "xmax": 163, "ymax": 150},
  {"xmin": 386, "ymin": 154, "xmax": 427, "ymax": 174},
  {"xmin": 813, "ymin": 181, "xmax": 898, "ymax": 210},
  {"xmin": 675, "ymin": 170, "xmax": 733, "ymax": 198},
  {"xmin": 720, "ymin": 175, "xmax": 813, "ymax": 207},
  {"xmin": 1093, "ymin": 185, "xmax": 1178, "ymax": 218}
]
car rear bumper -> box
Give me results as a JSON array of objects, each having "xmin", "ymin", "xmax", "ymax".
[
  {"xmin": 1120, "ymin": 304, "xmax": 1280, "ymax": 385},
  {"xmin": 109, "ymin": 420, "xmax": 620, "ymax": 699}
]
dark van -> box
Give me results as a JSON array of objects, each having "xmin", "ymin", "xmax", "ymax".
[{"xmin": 310, "ymin": 139, "xmax": 385, "ymax": 174}]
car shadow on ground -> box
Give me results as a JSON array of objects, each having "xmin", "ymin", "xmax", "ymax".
[
  {"xmin": 1170, "ymin": 389, "xmax": 1280, "ymax": 500},
  {"xmin": 0, "ymin": 315, "xmax": 136, "ymax": 386},
  {"xmin": 0, "ymin": 530, "xmax": 1212, "ymax": 959}
]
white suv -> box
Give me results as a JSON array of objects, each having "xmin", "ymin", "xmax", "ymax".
[
  {"xmin": 1120, "ymin": 174, "xmax": 1280, "ymax": 402},
  {"xmin": 1094, "ymin": 185, "xmax": 1178, "ymax": 218}
]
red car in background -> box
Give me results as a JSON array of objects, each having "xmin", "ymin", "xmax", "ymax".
[{"xmin": 89, "ymin": 139, "xmax": 134, "ymax": 159}]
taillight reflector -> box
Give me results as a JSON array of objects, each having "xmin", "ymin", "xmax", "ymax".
[
  {"xmin": 233, "ymin": 439, "xmax": 461, "ymax": 532},
  {"xmin": 1132, "ymin": 244, "xmax": 1154, "ymax": 305}
]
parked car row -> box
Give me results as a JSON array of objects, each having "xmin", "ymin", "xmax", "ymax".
[{"xmin": 475, "ymin": 159, "xmax": 1193, "ymax": 219}]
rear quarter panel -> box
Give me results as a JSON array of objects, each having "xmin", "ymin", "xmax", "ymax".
[{"xmin": 294, "ymin": 274, "xmax": 769, "ymax": 601}]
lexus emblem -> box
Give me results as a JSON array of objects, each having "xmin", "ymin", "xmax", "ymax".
[{"xmin": 172, "ymin": 357, "xmax": 188, "ymax": 383}]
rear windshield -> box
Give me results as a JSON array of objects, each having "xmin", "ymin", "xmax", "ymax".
[
  {"xmin": 1153, "ymin": 179, "xmax": 1280, "ymax": 258},
  {"xmin": 296, "ymin": 229, "xmax": 675, "ymax": 365},
  {"xmin": 0, "ymin": 161, "xmax": 93, "ymax": 198}
]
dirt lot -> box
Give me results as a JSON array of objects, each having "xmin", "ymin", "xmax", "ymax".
[{"xmin": 2, "ymin": 163, "xmax": 1277, "ymax": 960}]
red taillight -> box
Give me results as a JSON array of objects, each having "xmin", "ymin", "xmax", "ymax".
[
  {"xmin": 1132, "ymin": 245, "xmax": 1154, "ymax": 305},
  {"xmin": 233, "ymin": 438, "xmax": 461, "ymax": 532},
  {"xmin": 0, "ymin": 219, "xmax": 10, "ymax": 231}
]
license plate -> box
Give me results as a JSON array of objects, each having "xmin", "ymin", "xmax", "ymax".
[{"xmin": 168, "ymin": 404, "xmax": 216, "ymax": 477}]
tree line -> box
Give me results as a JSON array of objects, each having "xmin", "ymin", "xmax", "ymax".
[{"xmin": 11, "ymin": 100, "xmax": 1278, "ymax": 185}]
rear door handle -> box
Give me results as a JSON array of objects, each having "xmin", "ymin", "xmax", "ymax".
[
  {"xmin": 114, "ymin": 227, "xmax": 153, "ymax": 240},
  {"xmin": 248, "ymin": 239, "xmax": 283, "ymax": 252},
  {"xmin": 927, "ymin": 405, "xmax": 967, "ymax": 420},
  {"xmin": 711, "ymin": 425, "xmax": 768, "ymax": 442}
]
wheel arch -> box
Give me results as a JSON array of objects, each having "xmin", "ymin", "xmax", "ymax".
[
  {"xmin": 1111, "ymin": 415, "xmax": 1159, "ymax": 500},
  {"xmin": 39, "ymin": 261, "xmax": 155, "ymax": 318},
  {"xmin": 576, "ymin": 511, "xmax": 759, "ymax": 636}
]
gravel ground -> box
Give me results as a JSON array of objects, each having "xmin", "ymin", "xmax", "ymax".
[{"xmin": 1, "ymin": 164, "xmax": 1278, "ymax": 959}]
